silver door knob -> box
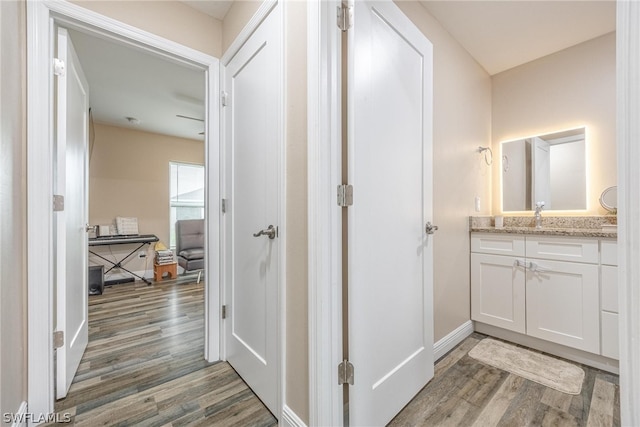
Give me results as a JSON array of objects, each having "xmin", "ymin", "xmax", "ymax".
[
  {"xmin": 253, "ymin": 225, "xmax": 277, "ymax": 239},
  {"xmin": 425, "ymin": 222, "xmax": 439, "ymax": 234}
]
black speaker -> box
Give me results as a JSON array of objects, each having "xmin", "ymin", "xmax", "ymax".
[{"xmin": 88, "ymin": 265, "xmax": 104, "ymax": 295}]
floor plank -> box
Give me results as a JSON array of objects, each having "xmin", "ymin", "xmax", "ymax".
[
  {"xmin": 390, "ymin": 333, "xmax": 620, "ymax": 427},
  {"xmin": 48, "ymin": 279, "xmax": 276, "ymax": 426}
]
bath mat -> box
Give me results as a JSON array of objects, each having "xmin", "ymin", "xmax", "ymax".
[{"xmin": 468, "ymin": 338, "xmax": 585, "ymax": 395}]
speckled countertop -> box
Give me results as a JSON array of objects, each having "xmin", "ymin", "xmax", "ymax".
[{"xmin": 470, "ymin": 216, "xmax": 617, "ymax": 238}]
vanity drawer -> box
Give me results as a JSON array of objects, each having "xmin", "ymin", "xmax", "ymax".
[
  {"xmin": 601, "ymin": 240, "xmax": 618, "ymax": 266},
  {"xmin": 471, "ymin": 234, "xmax": 525, "ymax": 257},
  {"xmin": 525, "ymin": 237, "xmax": 599, "ymax": 264},
  {"xmin": 601, "ymin": 265, "xmax": 618, "ymax": 313}
]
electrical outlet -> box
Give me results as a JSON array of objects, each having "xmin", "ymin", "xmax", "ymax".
[
  {"xmin": 474, "ymin": 196, "xmax": 481, "ymax": 212},
  {"xmin": 138, "ymin": 251, "xmax": 146, "ymax": 258}
]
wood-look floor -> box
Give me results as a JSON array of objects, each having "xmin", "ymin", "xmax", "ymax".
[
  {"xmin": 48, "ymin": 278, "xmax": 619, "ymax": 427},
  {"xmin": 389, "ymin": 333, "xmax": 620, "ymax": 427},
  {"xmin": 49, "ymin": 278, "xmax": 277, "ymax": 427}
]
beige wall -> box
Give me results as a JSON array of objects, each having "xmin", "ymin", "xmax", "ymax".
[
  {"xmin": 492, "ymin": 32, "xmax": 616, "ymax": 214},
  {"xmin": 395, "ymin": 1, "xmax": 493, "ymax": 341},
  {"xmin": 283, "ymin": 1, "xmax": 309, "ymax": 422},
  {"xmin": 71, "ymin": 0, "xmax": 223, "ymax": 58},
  {"xmin": 0, "ymin": 0, "xmax": 27, "ymax": 422},
  {"xmin": 89, "ymin": 124, "xmax": 204, "ymax": 278},
  {"xmin": 222, "ymin": 0, "xmax": 264, "ymax": 54}
]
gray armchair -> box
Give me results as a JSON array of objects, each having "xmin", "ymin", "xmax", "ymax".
[{"xmin": 175, "ymin": 219, "xmax": 205, "ymax": 283}]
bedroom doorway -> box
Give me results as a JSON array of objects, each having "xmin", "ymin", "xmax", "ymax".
[{"xmin": 27, "ymin": 1, "xmax": 222, "ymax": 415}]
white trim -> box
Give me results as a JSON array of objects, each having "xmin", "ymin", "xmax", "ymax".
[
  {"xmin": 27, "ymin": 0, "xmax": 220, "ymax": 419},
  {"xmin": 281, "ymin": 405, "xmax": 308, "ymax": 427},
  {"xmin": 307, "ymin": 0, "xmax": 344, "ymax": 426},
  {"xmin": 433, "ymin": 321, "xmax": 474, "ymax": 362},
  {"xmin": 220, "ymin": 0, "xmax": 277, "ymax": 65},
  {"xmin": 10, "ymin": 401, "xmax": 28, "ymax": 427},
  {"xmin": 617, "ymin": 1, "xmax": 640, "ymax": 424}
]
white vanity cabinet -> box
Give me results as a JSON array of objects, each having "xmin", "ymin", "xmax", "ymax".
[
  {"xmin": 600, "ymin": 240, "xmax": 619, "ymax": 359},
  {"xmin": 524, "ymin": 237, "xmax": 600, "ymax": 354},
  {"xmin": 471, "ymin": 233, "xmax": 613, "ymax": 357},
  {"xmin": 471, "ymin": 235, "xmax": 526, "ymax": 333}
]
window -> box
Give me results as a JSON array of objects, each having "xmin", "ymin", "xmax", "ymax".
[{"xmin": 169, "ymin": 162, "xmax": 204, "ymax": 248}]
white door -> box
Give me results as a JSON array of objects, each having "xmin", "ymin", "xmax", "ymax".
[
  {"xmin": 223, "ymin": 4, "xmax": 281, "ymax": 416},
  {"xmin": 531, "ymin": 136, "xmax": 551, "ymax": 208},
  {"xmin": 55, "ymin": 27, "xmax": 90, "ymax": 399},
  {"xmin": 526, "ymin": 259, "xmax": 600, "ymax": 353},
  {"xmin": 348, "ymin": 1, "xmax": 434, "ymax": 425},
  {"xmin": 471, "ymin": 253, "xmax": 526, "ymax": 333}
]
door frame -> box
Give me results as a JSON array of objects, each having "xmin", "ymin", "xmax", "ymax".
[
  {"xmin": 218, "ymin": 0, "xmax": 286, "ymax": 418},
  {"xmin": 26, "ymin": 0, "xmax": 221, "ymax": 417},
  {"xmin": 307, "ymin": 0, "xmax": 345, "ymax": 425}
]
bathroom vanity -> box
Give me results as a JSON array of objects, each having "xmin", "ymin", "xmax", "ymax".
[{"xmin": 470, "ymin": 216, "xmax": 618, "ymax": 372}]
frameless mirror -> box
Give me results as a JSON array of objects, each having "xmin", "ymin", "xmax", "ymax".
[
  {"xmin": 599, "ymin": 186, "xmax": 617, "ymax": 213},
  {"xmin": 501, "ymin": 127, "xmax": 586, "ymax": 211}
]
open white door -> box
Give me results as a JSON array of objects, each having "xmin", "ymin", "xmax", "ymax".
[
  {"xmin": 55, "ymin": 27, "xmax": 90, "ymax": 399},
  {"xmin": 223, "ymin": 4, "xmax": 281, "ymax": 416},
  {"xmin": 348, "ymin": 1, "xmax": 434, "ymax": 425},
  {"xmin": 531, "ymin": 136, "xmax": 551, "ymax": 209}
]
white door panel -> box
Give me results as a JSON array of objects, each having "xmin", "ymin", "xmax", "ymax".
[
  {"xmin": 55, "ymin": 27, "xmax": 89, "ymax": 399},
  {"xmin": 223, "ymin": 4, "xmax": 281, "ymax": 416},
  {"xmin": 348, "ymin": 1, "xmax": 434, "ymax": 425}
]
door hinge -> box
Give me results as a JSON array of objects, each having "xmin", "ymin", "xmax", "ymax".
[
  {"xmin": 53, "ymin": 58, "xmax": 65, "ymax": 76},
  {"xmin": 53, "ymin": 331, "xmax": 64, "ymax": 349},
  {"xmin": 221, "ymin": 91, "xmax": 229, "ymax": 107},
  {"xmin": 337, "ymin": 3, "xmax": 353, "ymax": 31},
  {"xmin": 338, "ymin": 359, "xmax": 354, "ymax": 385},
  {"xmin": 337, "ymin": 184, "xmax": 353, "ymax": 207},
  {"xmin": 221, "ymin": 198, "xmax": 227, "ymax": 213},
  {"xmin": 222, "ymin": 305, "xmax": 227, "ymax": 319},
  {"xmin": 53, "ymin": 194, "xmax": 65, "ymax": 211}
]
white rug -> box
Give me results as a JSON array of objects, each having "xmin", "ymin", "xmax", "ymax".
[{"xmin": 468, "ymin": 338, "xmax": 585, "ymax": 395}]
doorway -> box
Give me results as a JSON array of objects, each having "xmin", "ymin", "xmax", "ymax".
[{"xmin": 27, "ymin": 1, "xmax": 221, "ymax": 416}]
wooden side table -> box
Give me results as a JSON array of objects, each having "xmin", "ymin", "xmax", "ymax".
[{"xmin": 154, "ymin": 262, "xmax": 177, "ymax": 282}]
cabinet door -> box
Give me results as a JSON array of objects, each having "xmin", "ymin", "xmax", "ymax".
[
  {"xmin": 471, "ymin": 253, "xmax": 526, "ymax": 333},
  {"xmin": 526, "ymin": 259, "xmax": 599, "ymax": 353}
]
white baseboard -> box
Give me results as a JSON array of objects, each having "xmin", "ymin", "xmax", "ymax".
[
  {"xmin": 281, "ymin": 405, "xmax": 307, "ymax": 427},
  {"xmin": 11, "ymin": 401, "xmax": 28, "ymax": 427},
  {"xmin": 433, "ymin": 320, "xmax": 474, "ymax": 361}
]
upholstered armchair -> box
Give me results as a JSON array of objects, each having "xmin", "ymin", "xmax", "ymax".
[{"xmin": 175, "ymin": 219, "xmax": 204, "ymax": 283}]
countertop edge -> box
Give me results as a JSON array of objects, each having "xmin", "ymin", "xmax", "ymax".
[{"xmin": 470, "ymin": 227, "xmax": 617, "ymax": 239}]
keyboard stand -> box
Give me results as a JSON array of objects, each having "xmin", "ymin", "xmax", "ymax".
[{"xmin": 88, "ymin": 234, "xmax": 159, "ymax": 285}]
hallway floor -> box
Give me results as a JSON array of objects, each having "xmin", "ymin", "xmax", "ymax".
[
  {"xmin": 50, "ymin": 278, "xmax": 276, "ymax": 426},
  {"xmin": 389, "ymin": 333, "xmax": 620, "ymax": 427}
]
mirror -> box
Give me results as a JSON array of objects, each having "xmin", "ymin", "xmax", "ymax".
[
  {"xmin": 501, "ymin": 127, "xmax": 586, "ymax": 211},
  {"xmin": 599, "ymin": 186, "xmax": 617, "ymax": 213}
]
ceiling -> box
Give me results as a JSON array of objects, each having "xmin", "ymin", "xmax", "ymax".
[
  {"xmin": 67, "ymin": 1, "xmax": 616, "ymax": 142},
  {"xmin": 180, "ymin": 0, "xmax": 233, "ymax": 20},
  {"xmin": 69, "ymin": 29, "xmax": 206, "ymax": 141},
  {"xmin": 419, "ymin": 0, "xmax": 616, "ymax": 75}
]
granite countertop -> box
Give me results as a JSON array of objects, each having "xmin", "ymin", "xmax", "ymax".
[
  {"xmin": 469, "ymin": 215, "xmax": 617, "ymax": 238},
  {"xmin": 470, "ymin": 226, "xmax": 617, "ymax": 238}
]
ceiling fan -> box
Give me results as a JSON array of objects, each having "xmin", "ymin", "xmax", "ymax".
[{"xmin": 176, "ymin": 114, "xmax": 205, "ymax": 136}]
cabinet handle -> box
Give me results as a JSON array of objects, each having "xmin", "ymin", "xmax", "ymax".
[
  {"xmin": 514, "ymin": 259, "xmax": 526, "ymax": 268},
  {"xmin": 529, "ymin": 262, "xmax": 551, "ymax": 273}
]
